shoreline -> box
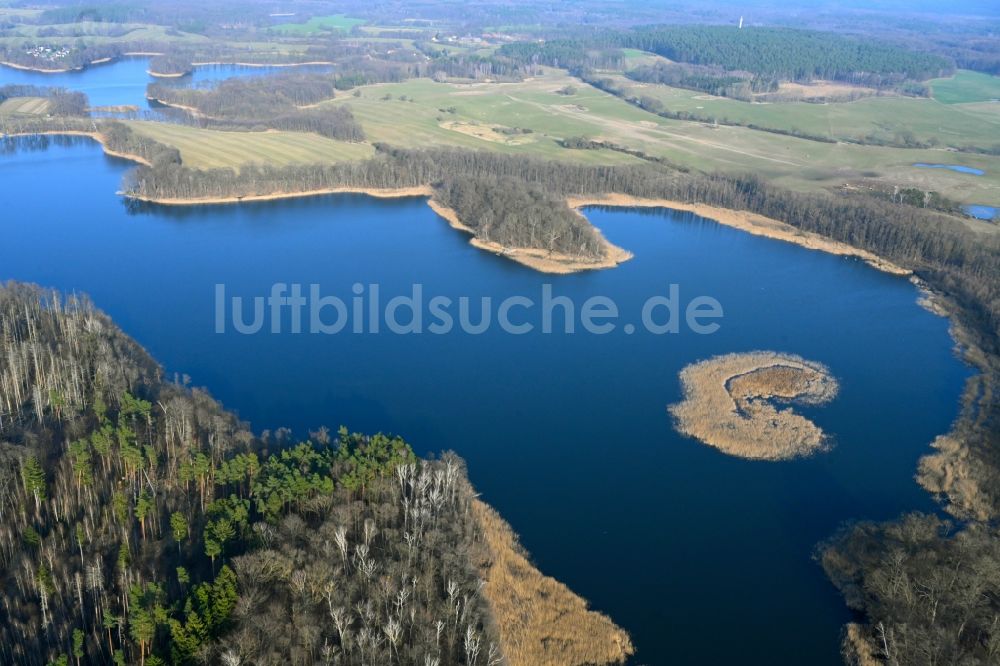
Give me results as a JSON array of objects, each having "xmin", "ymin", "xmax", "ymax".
[
  {"xmin": 1, "ymin": 56, "xmax": 332, "ymax": 75},
  {"xmin": 19, "ymin": 130, "xmax": 910, "ymax": 279},
  {"xmin": 2, "ymin": 130, "xmax": 152, "ymax": 166},
  {"xmin": 1, "ymin": 56, "xmax": 114, "ymax": 74},
  {"xmin": 145, "ymin": 96, "xmax": 203, "ymax": 116},
  {"xmin": 189, "ymin": 60, "xmax": 336, "ymax": 68},
  {"xmin": 120, "ymin": 185, "xmax": 910, "ymax": 276},
  {"xmin": 472, "ymin": 498, "xmax": 633, "ymax": 665},
  {"xmin": 566, "ymin": 194, "xmax": 911, "ymax": 276},
  {"xmin": 122, "ymin": 185, "xmax": 632, "ymax": 273},
  {"xmin": 125, "ymin": 185, "xmax": 435, "ymax": 205},
  {"xmin": 0, "ymin": 60, "xmax": 83, "ymax": 74}
]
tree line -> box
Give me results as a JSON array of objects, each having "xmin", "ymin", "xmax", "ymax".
[
  {"xmin": 147, "ymin": 55, "xmax": 193, "ymax": 77},
  {"xmin": 146, "ymin": 75, "xmax": 366, "ymax": 142},
  {"xmin": 0, "ymin": 84, "xmax": 88, "ymax": 116}
]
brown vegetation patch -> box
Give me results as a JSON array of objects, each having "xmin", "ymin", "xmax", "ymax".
[
  {"xmin": 439, "ymin": 120, "xmax": 536, "ymax": 145},
  {"xmin": 757, "ymin": 81, "xmax": 881, "ymax": 103},
  {"xmin": 669, "ymin": 351, "xmax": 839, "ymax": 460},
  {"xmin": 472, "ymin": 499, "xmax": 634, "ymax": 666}
]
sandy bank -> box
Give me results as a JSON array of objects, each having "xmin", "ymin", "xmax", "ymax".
[
  {"xmin": 472, "ymin": 498, "xmax": 633, "ymax": 665},
  {"xmin": 0, "ymin": 60, "xmax": 81, "ymax": 74},
  {"xmin": 669, "ymin": 351, "xmax": 840, "ymax": 461},
  {"xmin": 147, "ymin": 70, "xmax": 191, "ymax": 79},
  {"xmin": 567, "ymin": 194, "xmax": 911, "ymax": 276},
  {"xmin": 125, "ymin": 186, "xmax": 434, "ymax": 206}
]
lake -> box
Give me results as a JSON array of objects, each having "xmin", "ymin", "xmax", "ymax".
[
  {"xmin": 965, "ymin": 204, "xmax": 997, "ymax": 220},
  {"xmin": 0, "ymin": 137, "xmax": 970, "ymax": 665},
  {"xmin": 913, "ymin": 162, "xmax": 985, "ymax": 175},
  {"xmin": 0, "ymin": 56, "xmax": 331, "ymax": 109}
]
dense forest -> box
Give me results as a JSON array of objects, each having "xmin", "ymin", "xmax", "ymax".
[
  {"xmin": 0, "ymin": 283, "xmax": 504, "ymax": 665},
  {"xmin": 499, "ymin": 27, "xmax": 953, "ymax": 86},
  {"xmin": 617, "ymin": 26, "xmax": 953, "ymax": 84},
  {"xmin": 147, "ymin": 55, "xmax": 193, "ymax": 77},
  {"xmin": 434, "ymin": 176, "xmax": 606, "ymax": 259}
]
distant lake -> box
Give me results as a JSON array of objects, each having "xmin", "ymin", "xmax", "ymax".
[
  {"xmin": 913, "ymin": 162, "xmax": 985, "ymax": 175},
  {"xmin": 0, "ymin": 57, "xmax": 331, "ymax": 109},
  {"xmin": 0, "ymin": 137, "xmax": 970, "ymax": 666},
  {"xmin": 965, "ymin": 204, "xmax": 997, "ymax": 220}
]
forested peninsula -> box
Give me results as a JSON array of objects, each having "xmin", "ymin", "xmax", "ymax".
[{"xmin": 0, "ymin": 282, "xmax": 633, "ymax": 666}]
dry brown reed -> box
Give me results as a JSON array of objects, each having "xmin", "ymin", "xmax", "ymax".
[
  {"xmin": 472, "ymin": 499, "xmax": 634, "ymax": 666},
  {"xmin": 669, "ymin": 351, "xmax": 839, "ymax": 460}
]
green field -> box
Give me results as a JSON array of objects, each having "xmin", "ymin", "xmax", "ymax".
[
  {"xmin": 270, "ymin": 14, "xmax": 365, "ymax": 35},
  {"xmin": 603, "ymin": 72, "xmax": 1000, "ymax": 150},
  {"xmin": 931, "ymin": 70, "xmax": 1000, "ymax": 104},
  {"xmin": 124, "ymin": 122, "xmax": 375, "ymax": 169},
  {"xmin": 621, "ymin": 48, "xmax": 648, "ymax": 59},
  {"xmin": 317, "ymin": 71, "xmax": 1000, "ymax": 210},
  {"xmin": 321, "ymin": 75, "xmax": 644, "ymax": 165},
  {"xmin": 0, "ymin": 97, "xmax": 49, "ymax": 115}
]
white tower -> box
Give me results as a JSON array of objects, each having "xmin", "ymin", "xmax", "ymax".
[{"xmin": 739, "ymin": 16, "xmax": 744, "ymax": 29}]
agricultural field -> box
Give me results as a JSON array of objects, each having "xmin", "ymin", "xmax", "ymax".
[
  {"xmin": 269, "ymin": 14, "xmax": 365, "ymax": 35},
  {"xmin": 320, "ymin": 74, "xmax": 644, "ymax": 165},
  {"xmin": 602, "ymin": 72, "xmax": 1000, "ymax": 150},
  {"xmin": 320, "ymin": 70, "xmax": 1000, "ymax": 209},
  {"xmin": 930, "ymin": 70, "xmax": 1000, "ymax": 104},
  {"xmin": 124, "ymin": 122, "xmax": 375, "ymax": 169},
  {"xmin": 0, "ymin": 96, "xmax": 49, "ymax": 115}
]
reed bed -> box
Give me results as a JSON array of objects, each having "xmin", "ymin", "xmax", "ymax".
[{"xmin": 669, "ymin": 351, "xmax": 839, "ymax": 460}]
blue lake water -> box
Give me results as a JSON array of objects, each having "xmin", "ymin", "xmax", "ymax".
[
  {"xmin": 0, "ymin": 57, "xmax": 330, "ymax": 109},
  {"xmin": 0, "ymin": 138, "xmax": 970, "ymax": 665},
  {"xmin": 912, "ymin": 162, "xmax": 985, "ymax": 175},
  {"xmin": 965, "ymin": 204, "xmax": 997, "ymax": 220}
]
